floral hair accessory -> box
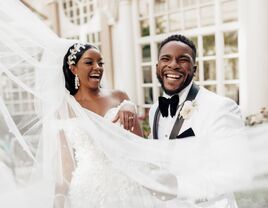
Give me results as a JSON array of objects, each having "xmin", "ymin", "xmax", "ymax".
[
  {"xmin": 180, "ymin": 100, "xmax": 197, "ymax": 119},
  {"xmin": 67, "ymin": 43, "xmax": 86, "ymax": 66}
]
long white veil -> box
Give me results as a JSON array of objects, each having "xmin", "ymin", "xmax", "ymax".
[{"xmin": 0, "ymin": 0, "xmax": 268, "ymax": 207}]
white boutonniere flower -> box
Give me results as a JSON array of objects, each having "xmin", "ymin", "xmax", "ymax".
[{"xmin": 180, "ymin": 100, "xmax": 197, "ymax": 119}]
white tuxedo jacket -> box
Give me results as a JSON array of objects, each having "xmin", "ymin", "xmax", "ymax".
[{"xmin": 149, "ymin": 84, "xmax": 243, "ymax": 208}]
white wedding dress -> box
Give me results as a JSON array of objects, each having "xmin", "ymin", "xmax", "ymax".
[{"xmin": 64, "ymin": 105, "xmax": 157, "ymax": 208}]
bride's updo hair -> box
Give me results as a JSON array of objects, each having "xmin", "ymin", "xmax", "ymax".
[{"xmin": 63, "ymin": 43, "xmax": 97, "ymax": 95}]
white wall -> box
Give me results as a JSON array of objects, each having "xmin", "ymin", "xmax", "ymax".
[{"xmin": 239, "ymin": 0, "xmax": 268, "ymax": 115}]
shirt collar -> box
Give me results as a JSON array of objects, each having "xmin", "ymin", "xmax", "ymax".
[{"xmin": 162, "ymin": 81, "xmax": 193, "ymax": 105}]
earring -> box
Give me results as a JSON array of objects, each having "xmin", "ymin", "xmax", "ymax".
[{"xmin": 75, "ymin": 74, "xmax": 80, "ymax": 89}]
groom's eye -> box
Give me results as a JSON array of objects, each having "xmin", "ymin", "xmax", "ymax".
[{"xmin": 160, "ymin": 57, "xmax": 169, "ymax": 62}]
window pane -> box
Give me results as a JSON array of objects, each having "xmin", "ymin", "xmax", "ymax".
[
  {"xmin": 14, "ymin": 104, "xmax": 20, "ymax": 112},
  {"xmin": 200, "ymin": 5, "xmax": 214, "ymax": 26},
  {"xmin": 204, "ymin": 85, "xmax": 216, "ymax": 92},
  {"xmin": 224, "ymin": 58, "xmax": 239, "ymax": 80},
  {"xmin": 221, "ymin": 0, "xmax": 238, "ymax": 23},
  {"xmin": 23, "ymin": 103, "xmax": 29, "ymax": 111},
  {"xmin": 225, "ymin": 84, "xmax": 239, "ymax": 103},
  {"xmin": 159, "ymin": 86, "xmax": 163, "ymax": 96},
  {"xmin": 22, "ymin": 92, "xmax": 28, "ymax": 99},
  {"xmin": 142, "ymin": 44, "xmax": 151, "ymax": 62},
  {"xmin": 169, "ymin": 0, "xmax": 181, "ymax": 10},
  {"xmin": 169, "ymin": 12, "xmax": 182, "ymax": 31},
  {"xmin": 154, "ymin": 0, "xmax": 168, "ymax": 13},
  {"xmin": 203, "ymin": 34, "xmax": 215, "ymax": 56},
  {"xmin": 155, "ymin": 15, "xmax": 168, "ymax": 34},
  {"xmin": 204, "ymin": 60, "xmax": 216, "ymax": 80},
  {"xmin": 13, "ymin": 92, "xmax": 19, "ymax": 100},
  {"xmin": 144, "ymin": 87, "xmax": 154, "ymax": 104},
  {"xmin": 142, "ymin": 66, "xmax": 152, "ymax": 83},
  {"xmin": 3, "ymin": 92, "xmax": 11, "ymax": 100},
  {"xmin": 224, "ymin": 31, "xmax": 238, "ymax": 54},
  {"xmin": 200, "ymin": 0, "xmax": 213, "ymax": 3},
  {"xmin": 194, "ymin": 62, "xmax": 200, "ymax": 81},
  {"xmin": 140, "ymin": 19, "xmax": 150, "ymax": 37},
  {"xmin": 138, "ymin": 0, "xmax": 149, "ymax": 18},
  {"xmin": 189, "ymin": 36, "xmax": 198, "ymax": 57},
  {"xmin": 182, "ymin": 0, "xmax": 197, "ymax": 7},
  {"xmin": 184, "ymin": 9, "xmax": 198, "ymax": 29}
]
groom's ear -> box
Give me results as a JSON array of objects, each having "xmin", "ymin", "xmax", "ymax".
[{"xmin": 193, "ymin": 65, "xmax": 197, "ymax": 74}]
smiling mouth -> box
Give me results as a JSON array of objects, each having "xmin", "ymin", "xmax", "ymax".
[
  {"xmin": 164, "ymin": 73, "xmax": 183, "ymax": 80},
  {"xmin": 89, "ymin": 73, "xmax": 101, "ymax": 80}
]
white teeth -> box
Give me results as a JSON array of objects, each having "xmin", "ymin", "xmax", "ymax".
[{"xmin": 166, "ymin": 74, "xmax": 181, "ymax": 79}]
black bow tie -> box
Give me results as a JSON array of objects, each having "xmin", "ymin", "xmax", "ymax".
[{"xmin": 158, "ymin": 94, "xmax": 179, "ymax": 117}]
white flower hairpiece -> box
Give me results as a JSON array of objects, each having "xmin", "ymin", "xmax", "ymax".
[
  {"xmin": 67, "ymin": 43, "xmax": 86, "ymax": 66},
  {"xmin": 180, "ymin": 100, "xmax": 197, "ymax": 119}
]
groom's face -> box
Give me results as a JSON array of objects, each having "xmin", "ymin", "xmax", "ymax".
[{"xmin": 156, "ymin": 41, "xmax": 196, "ymax": 95}]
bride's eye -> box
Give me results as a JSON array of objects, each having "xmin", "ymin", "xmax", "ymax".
[
  {"xmin": 85, "ymin": 61, "xmax": 93, "ymax": 65},
  {"xmin": 98, "ymin": 61, "xmax": 104, "ymax": 67}
]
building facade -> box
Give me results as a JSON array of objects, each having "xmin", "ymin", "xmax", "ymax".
[{"xmin": 2, "ymin": 0, "xmax": 268, "ymax": 121}]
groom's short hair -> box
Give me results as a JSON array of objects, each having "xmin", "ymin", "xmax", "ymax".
[{"xmin": 158, "ymin": 34, "xmax": 197, "ymax": 62}]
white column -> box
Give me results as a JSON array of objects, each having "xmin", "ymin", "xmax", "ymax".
[
  {"xmin": 46, "ymin": 0, "xmax": 61, "ymax": 36},
  {"xmin": 112, "ymin": 0, "xmax": 137, "ymax": 102},
  {"xmin": 239, "ymin": 0, "xmax": 268, "ymax": 115}
]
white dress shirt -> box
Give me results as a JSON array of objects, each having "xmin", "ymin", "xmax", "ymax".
[{"xmin": 152, "ymin": 82, "xmax": 193, "ymax": 140}]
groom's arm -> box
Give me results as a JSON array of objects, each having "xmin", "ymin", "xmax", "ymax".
[{"xmin": 175, "ymin": 97, "xmax": 252, "ymax": 200}]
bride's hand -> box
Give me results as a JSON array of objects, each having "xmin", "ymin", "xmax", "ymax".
[
  {"xmin": 112, "ymin": 110, "xmax": 136, "ymax": 131},
  {"xmin": 112, "ymin": 100, "xmax": 143, "ymax": 137}
]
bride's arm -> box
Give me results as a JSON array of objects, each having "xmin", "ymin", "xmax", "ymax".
[
  {"xmin": 54, "ymin": 130, "xmax": 75, "ymax": 208},
  {"xmin": 112, "ymin": 91, "xmax": 144, "ymax": 137}
]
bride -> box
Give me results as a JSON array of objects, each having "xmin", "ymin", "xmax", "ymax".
[
  {"xmin": 0, "ymin": 0, "xmax": 268, "ymax": 208},
  {"xmin": 57, "ymin": 42, "xmax": 158, "ymax": 207}
]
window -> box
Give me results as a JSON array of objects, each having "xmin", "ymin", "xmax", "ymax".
[
  {"xmin": 221, "ymin": 0, "xmax": 238, "ymax": 23},
  {"xmin": 62, "ymin": 0, "xmax": 95, "ymax": 25},
  {"xmin": 135, "ymin": 0, "xmax": 240, "ymax": 115}
]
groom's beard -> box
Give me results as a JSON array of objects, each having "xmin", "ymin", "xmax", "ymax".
[{"xmin": 157, "ymin": 73, "xmax": 194, "ymax": 96}]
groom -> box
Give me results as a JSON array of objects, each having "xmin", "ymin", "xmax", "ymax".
[{"xmin": 148, "ymin": 34, "xmax": 243, "ymax": 207}]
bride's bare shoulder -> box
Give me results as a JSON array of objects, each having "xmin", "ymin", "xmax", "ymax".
[{"xmin": 104, "ymin": 89, "xmax": 129, "ymax": 102}]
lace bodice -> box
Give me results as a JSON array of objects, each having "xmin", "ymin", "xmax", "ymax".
[{"xmin": 62, "ymin": 108, "xmax": 155, "ymax": 208}]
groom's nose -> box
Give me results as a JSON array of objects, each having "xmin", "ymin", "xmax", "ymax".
[{"xmin": 167, "ymin": 58, "xmax": 181, "ymax": 69}]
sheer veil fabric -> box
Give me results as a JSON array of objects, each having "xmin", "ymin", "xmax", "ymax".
[{"xmin": 0, "ymin": 0, "xmax": 268, "ymax": 207}]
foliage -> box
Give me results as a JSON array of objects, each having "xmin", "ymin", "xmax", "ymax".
[{"xmin": 138, "ymin": 115, "xmax": 151, "ymax": 138}]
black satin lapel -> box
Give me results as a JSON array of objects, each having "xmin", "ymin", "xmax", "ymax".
[
  {"xmin": 153, "ymin": 107, "xmax": 160, "ymax": 139},
  {"xmin": 176, "ymin": 128, "xmax": 195, "ymax": 139},
  {"xmin": 169, "ymin": 83, "xmax": 200, "ymax": 140}
]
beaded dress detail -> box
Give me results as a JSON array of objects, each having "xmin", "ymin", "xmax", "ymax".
[{"xmin": 62, "ymin": 107, "xmax": 155, "ymax": 208}]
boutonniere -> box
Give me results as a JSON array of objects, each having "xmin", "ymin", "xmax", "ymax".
[{"xmin": 180, "ymin": 100, "xmax": 197, "ymax": 119}]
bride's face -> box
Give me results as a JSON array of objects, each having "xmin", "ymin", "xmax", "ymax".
[{"xmin": 75, "ymin": 48, "xmax": 104, "ymax": 90}]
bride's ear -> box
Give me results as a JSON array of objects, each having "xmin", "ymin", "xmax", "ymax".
[{"xmin": 69, "ymin": 65, "xmax": 77, "ymax": 75}]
